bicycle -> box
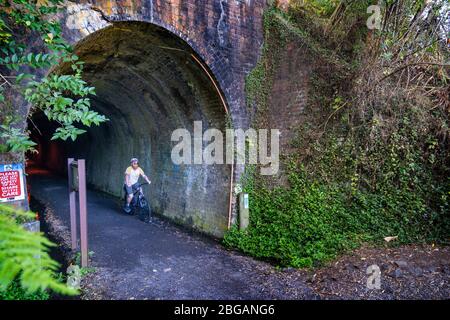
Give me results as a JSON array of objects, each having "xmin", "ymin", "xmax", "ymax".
[{"xmin": 123, "ymin": 182, "xmax": 151, "ymax": 223}]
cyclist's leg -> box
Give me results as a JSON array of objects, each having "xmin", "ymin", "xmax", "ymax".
[
  {"xmin": 125, "ymin": 184, "xmax": 133, "ymax": 206},
  {"xmin": 130, "ymin": 182, "xmax": 141, "ymax": 205}
]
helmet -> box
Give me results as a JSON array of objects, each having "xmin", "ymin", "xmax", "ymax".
[{"xmin": 130, "ymin": 158, "xmax": 139, "ymax": 164}]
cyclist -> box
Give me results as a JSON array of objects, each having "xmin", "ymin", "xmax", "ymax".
[{"xmin": 124, "ymin": 158, "xmax": 151, "ymax": 212}]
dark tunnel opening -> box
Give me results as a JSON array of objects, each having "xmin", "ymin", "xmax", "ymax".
[{"xmin": 27, "ymin": 22, "xmax": 231, "ymax": 238}]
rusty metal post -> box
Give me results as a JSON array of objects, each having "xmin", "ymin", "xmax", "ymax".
[
  {"xmin": 78, "ymin": 160, "xmax": 88, "ymax": 267},
  {"xmin": 67, "ymin": 158, "xmax": 77, "ymax": 250}
]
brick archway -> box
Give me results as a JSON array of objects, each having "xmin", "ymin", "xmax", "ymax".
[
  {"xmin": 26, "ymin": 1, "xmax": 266, "ymax": 236},
  {"xmin": 60, "ymin": 0, "xmax": 266, "ymax": 128}
]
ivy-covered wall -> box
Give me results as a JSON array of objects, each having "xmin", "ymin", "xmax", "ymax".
[{"xmin": 224, "ymin": 5, "xmax": 449, "ymax": 268}]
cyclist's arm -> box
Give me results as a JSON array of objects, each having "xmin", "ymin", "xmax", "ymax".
[
  {"xmin": 125, "ymin": 168, "xmax": 131, "ymax": 186},
  {"xmin": 140, "ymin": 169, "xmax": 151, "ymax": 184}
]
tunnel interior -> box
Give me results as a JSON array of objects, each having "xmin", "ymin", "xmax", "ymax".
[{"xmin": 28, "ymin": 22, "xmax": 231, "ymax": 238}]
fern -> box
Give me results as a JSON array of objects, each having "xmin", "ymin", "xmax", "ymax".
[{"xmin": 0, "ymin": 204, "xmax": 77, "ymax": 296}]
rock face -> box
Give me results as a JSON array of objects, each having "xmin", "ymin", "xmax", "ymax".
[{"xmin": 28, "ymin": 0, "xmax": 266, "ymax": 238}]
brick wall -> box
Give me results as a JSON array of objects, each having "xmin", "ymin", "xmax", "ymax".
[{"xmin": 60, "ymin": 0, "xmax": 266, "ymax": 128}]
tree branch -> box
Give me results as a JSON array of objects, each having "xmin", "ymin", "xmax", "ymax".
[{"xmin": 375, "ymin": 62, "xmax": 450, "ymax": 85}]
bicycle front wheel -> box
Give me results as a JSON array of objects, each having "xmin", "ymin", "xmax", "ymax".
[{"xmin": 137, "ymin": 198, "xmax": 151, "ymax": 223}]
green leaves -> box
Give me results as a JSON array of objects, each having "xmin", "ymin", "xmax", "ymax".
[
  {"xmin": 0, "ymin": 18, "xmax": 12, "ymax": 44},
  {"xmin": 0, "ymin": 42, "xmax": 53, "ymax": 71},
  {"xmin": 0, "ymin": 204, "xmax": 77, "ymax": 296},
  {"xmin": 24, "ymin": 71, "xmax": 107, "ymax": 142},
  {"xmin": 0, "ymin": 125, "xmax": 37, "ymax": 153},
  {"xmin": 52, "ymin": 125, "xmax": 86, "ymax": 141},
  {"xmin": 1, "ymin": 0, "xmax": 107, "ymax": 153}
]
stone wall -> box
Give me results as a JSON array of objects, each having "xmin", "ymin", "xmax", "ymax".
[{"xmin": 267, "ymin": 41, "xmax": 314, "ymax": 153}]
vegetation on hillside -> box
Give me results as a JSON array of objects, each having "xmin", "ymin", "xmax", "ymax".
[{"xmin": 225, "ymin": 0, "xmax": 449, "ymax": 267}]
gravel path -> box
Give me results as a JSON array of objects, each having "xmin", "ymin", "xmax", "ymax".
[{"xmin": 28, "ymin": 170, "xmax": 449, "ymax": 300}]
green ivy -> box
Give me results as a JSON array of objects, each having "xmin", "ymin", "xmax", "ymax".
[
  {"xmin": 225, "ymin": 3, "xmax": 449, "ymax": 268},
  {"xmin": 225, "ymin": 152, "xmax": 448, "ymax": 268}
]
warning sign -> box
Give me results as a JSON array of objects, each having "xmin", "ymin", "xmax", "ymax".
[{"xmin": 0, "ymin": 163, "xmax": 25, "ymax": 202}]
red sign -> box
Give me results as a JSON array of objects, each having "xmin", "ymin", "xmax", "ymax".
[{"xmin": 0, "ymin": 170, "xmax": 23, "ymax": 200}]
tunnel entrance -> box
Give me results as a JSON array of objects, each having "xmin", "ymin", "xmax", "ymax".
[{"xmin": 27, "ymin": 22, "xmax": 231, "ymax": 238}]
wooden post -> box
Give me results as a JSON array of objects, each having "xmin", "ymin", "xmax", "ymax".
[
  {"xmin": 67, "ymin": 158, "xmax": 77, "ymax": 250},
  {"xmin": 78, "ymin": 159, "xmax": 88, "ymax": 268}
]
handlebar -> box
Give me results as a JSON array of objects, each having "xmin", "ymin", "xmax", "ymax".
[
  {"xmin": 132, "ymin": 182, "xmax": 149, "ymax": 194},
  {"xmin": 138, "ymin": 182, "xmax": 149, "ymax": 187}
]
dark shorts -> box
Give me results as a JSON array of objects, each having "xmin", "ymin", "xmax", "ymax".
[{"xmin": 124, "ymin": 182, "xmax": 139, "ymax": 195}]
